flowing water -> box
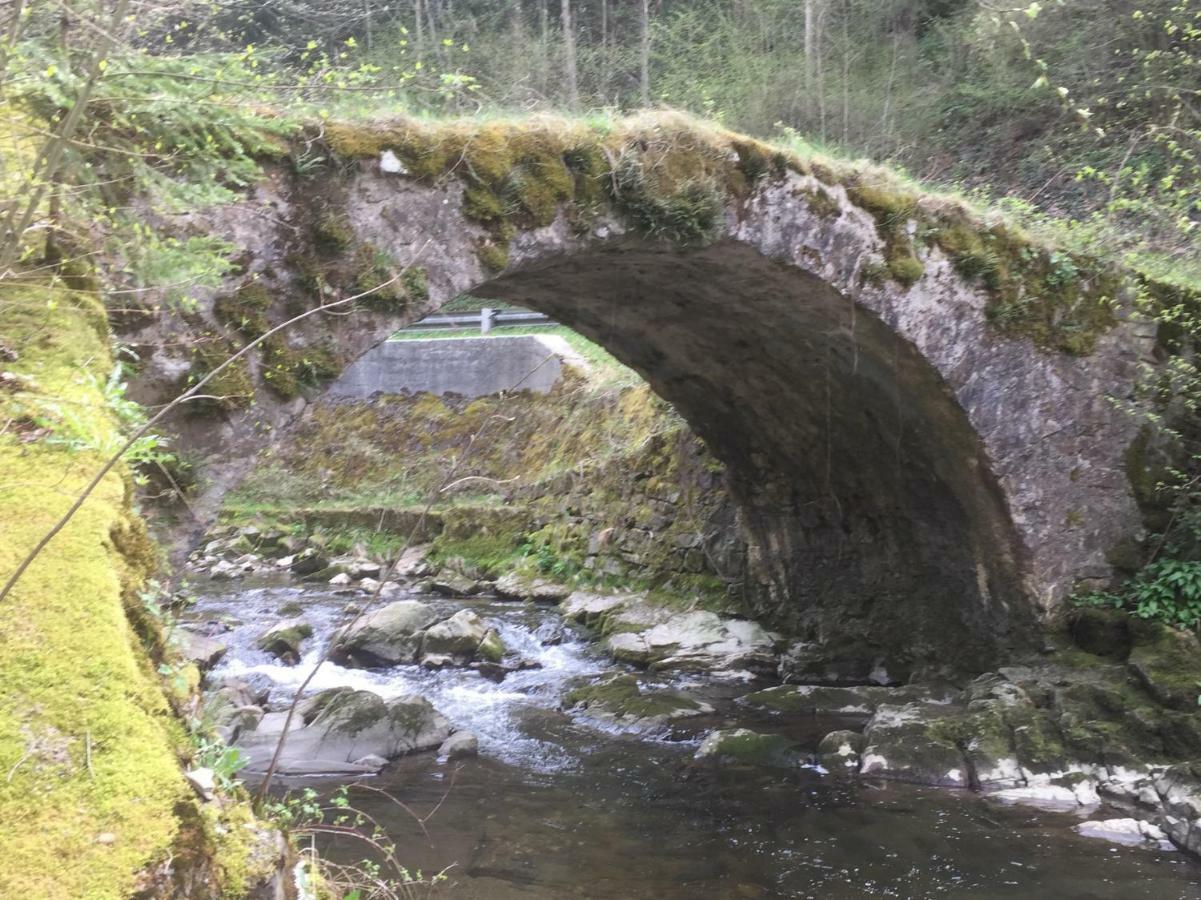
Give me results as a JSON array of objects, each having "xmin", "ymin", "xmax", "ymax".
[{"xmin": 189, "ymin": 579, "xmax": 1201, "ymax": 900}]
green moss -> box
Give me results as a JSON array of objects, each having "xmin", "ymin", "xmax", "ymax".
[
  {"xmin": 313, "ymin": 210, "xmax": 353, "ymax": 253},
  {"xmin": 0, "ymin": 285, "xmax": 194, "ymax": 896},
  {"xmin": 565, "ymin": 674, "xmax": 704, "ymax": 719},
  {"xmin": 214, "ymin": 281, "xmax": 272, "ymax": 338},
  {"xmin": 260, "ymin": 336, "xmax": 340, "ymax": 401},
  {"xmin": 183, "ymin": 331, "xmax": 256, "ymax": 414},
  {"xmin": 476, "ymin": 239, "xmax": 510, "ymax": 272},
  {"xmin": 802, "ymin": 186, "xmax": 841, "ymax": 219}
]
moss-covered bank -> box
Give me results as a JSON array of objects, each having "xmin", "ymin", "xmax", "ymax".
[
  {"xmin": 226, "ymin": 361, "xmax": 741, "ymax": 610},
  {"xmin": 0, "ymin": 282, "xmax": 278, "ymax": 897}
]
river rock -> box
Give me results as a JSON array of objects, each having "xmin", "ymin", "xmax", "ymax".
[
  {"xmin": 817, "ymin": 729, "xmax": 864, "ymax": 771},
  {"xmin": 604, "ymin": 609, "xmax": 780, "ymax": 675},
  {"xmin": 420, "ymin": 609, "xmax": 492, "ymax": 663},
  {"xmin": 477, "ymin": 629, "xmax": 506, "ymax": 663},
  {"xmin": 859, "ymin": 703, "xmax": 970, "ymax": 787},
  {"xmin": 289, "ymin": 548, "xmax": 329, "ymax": 577},
  {"xmin": 1073, "ymin": 818, "xmax": 1173, "ymax": 850},
  {"xmin": 178, "ymin": 630, "xmax": 227, "ymax": 671},
  {"xmin": 778, "ymin": 641, "xmax": 899, "ymax": 685},
  {"xmin": 255, "ymin": 617, "xmax": 313, "ymax": 664},
  {"xmin": 428, "ymin": 572, "xmax": 485, "ymax": 597},
  {"xmin": 988, "ymin": 777, "xmax": 1101, "ymax": 811},
  {"xmin": 561, "ymin": 590, "xmax": 633, "ymax": 626},
  {"xmin": 237, "ymin": 688, "xmax": 452, "ymax": 775},
  {"xmin": 329, "ymin": 600, "xmax": 440, "ymax": 667},
  {"xmin": 738, "ymin": 683, "xmax": 945, "ymax": 717},
  {"xmin": 694, "ymin": 728, "xmax": 801, "ymax": 767},
  {"xmin": 328, "ymin": 572, "xmax": 352, "ymax": 586},
  {"xmin": 439, "ymin": 731, "xmax": 479, "ymax": 760},
  {"xmin": 1128, "ymin": 623, "xmax": 1201, "ymax": 711},
  {"xmin": 206, "ymin": 680, "xmax": 266, "ymax": 742},
  {"xmin": 494, "ymin": 572, "xmax": 572, "ymax": 603},
  {"xmin": 565, "ymin": 674, "xmax": 714, "ymax": 732},
  {"xmin": 1155, "ymin": 763, "xmax": 1201, "ymax": 855}
]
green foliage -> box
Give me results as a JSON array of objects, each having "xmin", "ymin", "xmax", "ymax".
[{"xmin": 1075, "ymin": 559, "xmax": 1201, "ymax": 631}]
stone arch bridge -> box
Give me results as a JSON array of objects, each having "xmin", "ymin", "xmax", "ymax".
[{"xmin": 124, "ymin": 113, "xmax": 1158, "ymax": 676}]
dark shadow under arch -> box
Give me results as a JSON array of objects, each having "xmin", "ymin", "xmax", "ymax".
[{"xmin": 468, "ymin": 240, "xmax": 1036, "ymax": 677}]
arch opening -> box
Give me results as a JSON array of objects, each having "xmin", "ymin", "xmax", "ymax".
[{"xmin": 460, "ymin": 240, "xmax": 1036, "ymax": 677}]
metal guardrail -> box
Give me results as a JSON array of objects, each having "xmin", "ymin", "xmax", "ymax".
[{"xmin": 398, "ymin": 308, "xmax": 552, "ymax": 335}]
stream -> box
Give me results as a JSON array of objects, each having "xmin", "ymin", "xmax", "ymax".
[{"xmin": 188, "ymin": 578, "xmax": 1201, "ymax": 899}]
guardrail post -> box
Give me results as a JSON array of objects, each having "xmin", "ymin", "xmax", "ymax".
[{"xmin": 480, "ymin": 307, "xmax": 494, "ymax": 335}]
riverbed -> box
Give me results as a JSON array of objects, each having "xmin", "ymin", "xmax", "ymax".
[{"xmin": 187, "ymin": 579, "xmax": 1201, "ymax": 899}]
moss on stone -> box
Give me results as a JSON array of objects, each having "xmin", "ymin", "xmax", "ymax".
[
  {"xmin": 0, "ymin": 285, "xmax": 200, "ymax": 895},
  {"xmin": 183, "ymin": 331, "xmax": 256, "ymax": 414},
  {"xmin": 566, "ymin": 674, "xmax": 705, "ymax": 720},
  {"xmin": 214, "ymin": 281, "xmax": 273, "ymax": 338},
  {"xmin": 802, "ymin": 186, "xmax": 841, "ymax": 219},
  {"xmin": 260, "ymin": 336, "xmax": 340, "ymax": 401},
  {"xmin": 476, "ymin": 238, "xmax": 510, "ymax": 273}
]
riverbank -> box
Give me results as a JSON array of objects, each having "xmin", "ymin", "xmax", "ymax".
[{"xmin": 0, "ymin": 284, "xmax": 287, "ymax": 897}]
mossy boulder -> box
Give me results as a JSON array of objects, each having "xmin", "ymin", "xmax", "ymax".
[
  {"xmin": 419, "ymin": 609, "xmax": 492, "ymax": 664},
  {"xmin": 738, "ymin": 683, "xmax": 934, "ymax": 717},
  {"xmin": 859, "ymin": 703, "xmax": 970, "ymax": 788},
  {"xmin": 817, "ymin": 729, "xmax": 865, "ymax": 772},
  {"xmin": 565, "ymin": 674, "xmax": 713, "ymax": 731},
  {"xmin": 694, "ymin": 728, "xmax": 801, "ymax": 768},
  {"xmin": 477, "ymin": 629, "xmax": 506, "ymax": 663},
  {"xmin": 494, "ymin": 572, "xmax": 572, "ymax": 603},
  {"xmin": 255, "ymin": 618, "xmax": 313, "ymax": 665},
  {"xmin": 1128, "ymin": 623, "xmax": 1201, "ymax": 712},
  {"xmin": 329, "ymin": 600, "xmax": 439, "ymax": 667},
  {"xmin": 237, "ymin": 688, "xmax": 452, "ymax": 775}
]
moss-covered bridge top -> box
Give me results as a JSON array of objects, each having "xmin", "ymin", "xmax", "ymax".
[{"xmin": 318, "ymin": 111, "xmax": 1129, "ymax": 356}]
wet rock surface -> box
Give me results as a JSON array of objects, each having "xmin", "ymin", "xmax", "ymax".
[
  {"xmin": 236, "ymin": 687, "xmax": 453, "ymax": 774},
  {"xmin": 564, "ymin": 674, "xmax": 714, "ymax": 732}
]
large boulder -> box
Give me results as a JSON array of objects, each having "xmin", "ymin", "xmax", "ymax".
[
  {"xmin": 237, "ymin": 688, "xmax": 452, "ymax": 775},
  {"xmin": 255, "ymin": 617, "xmax": 313, "ymax": 665},
  {"xmin": 604, "ymin": 609, "xmax": 780, "ymax": 675},
  {"xmin": 738, "ymin": 683, "xmax": 953, "ymax": 716},
  {"xmin": 494, "ymin": 572, "xmax": 572, "ymax": 603},
  {"xmin": 560, "ymin": 591, "xmax": 631, "ymax": 627},
  {"xmin": 177, "ymin": 630, "xmax": 227, "ymax": 671},
  {"xmin": 859, "ymin": 703, "xmax": 970, "ymax": 788},
  {"xmin": 694, "ymin": 729, "xmax": 801, "ymax": 767},
  {"xmin": 565, "ymin": 674, "xmax": 714, "ymax": 732},
  {"xmin": 420, "ymin": 609, "xmax": 492, "ymax": 665},
  {"xmin": 329, "ymin": 601, "xmax": 440, "ymax": 667},
  {"xmin": 1128, "ymin": 623, "xmax": 1201, "ymax": 712}
]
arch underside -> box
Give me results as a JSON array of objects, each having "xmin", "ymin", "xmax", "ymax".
[{"xmin": 473, "ymin": 241, "xmax": 1036, "ymax": 677}]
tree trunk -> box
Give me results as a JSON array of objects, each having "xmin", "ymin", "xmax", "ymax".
[
  {"xmin": 414, "ymin": 0, "xmax": 424, "ymax": 61},
  {"xmin": 600, "ymin": 0, "xmax": 609, "ymax": 102},
  {"xmin": 804, "ymin": 0, "xmax": 819, "ymax": 94},
  {"xmin": 639, "ymin": 0, "xmax": 651, "ymax": 106},
  {"xmin": 561, "ymin": 0, "xmax": 579, "ymax": 111}
]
